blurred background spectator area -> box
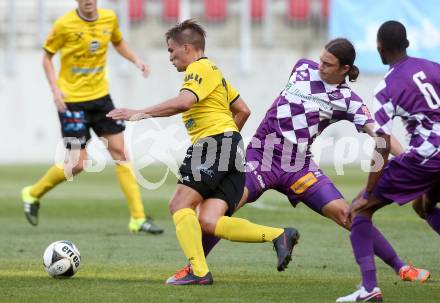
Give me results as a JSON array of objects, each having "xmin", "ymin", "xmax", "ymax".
[{"xmin": 0, "ymin": 0, "xmax": 329, "ymax": 50}]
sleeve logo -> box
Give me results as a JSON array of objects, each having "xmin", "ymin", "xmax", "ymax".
[{"xmin": 184, "ymin": 73, "xmax": 203, "ymax": 84}]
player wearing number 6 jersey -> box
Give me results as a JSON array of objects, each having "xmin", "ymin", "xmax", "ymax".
[{"xmin": 337, "ymin": 20, "xmax": 440, "ymax": 302}]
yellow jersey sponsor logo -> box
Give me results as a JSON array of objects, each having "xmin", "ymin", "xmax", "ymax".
[
  {"xmin": 71, "ymin": 66, "xmax": 104, "ymax": 75},
  {"xmin": 184, "ymin": 73, "xmax": 203, "ymax": 84},
  {"xmin": 180, "ymin": 58, "xmax": 239, "ymax": 143},
  {"xmin": 290, "ymin": 172, "xmax": 317, "ymax": 194}
]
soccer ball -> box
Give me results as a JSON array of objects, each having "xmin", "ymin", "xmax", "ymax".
[{"xmin": 43, "ymin": 240, "xmax": 81, "ymax": 278}]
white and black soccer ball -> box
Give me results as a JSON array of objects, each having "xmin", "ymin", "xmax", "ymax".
[{"xmin": 43, "ymin": 240, "xmax": 81, "ymax": 278}]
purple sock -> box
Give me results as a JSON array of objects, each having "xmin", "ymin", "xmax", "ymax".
[
  {"xmin": 202, "ymin": 233, "xmax": 221, "ymax": 257},
  {"xmin": 426, "ymin": 207, "xmax": 440, "ymax": 235},
  {"xmin": 350, "ymin": 215, "xmax": 377, "ymax": 292},
  {"xmin": 372, "ymin": 225, "xmax": 405, "ymax": 273}
]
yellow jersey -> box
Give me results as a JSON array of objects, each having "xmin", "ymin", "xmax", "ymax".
[
  {"xmin": 43, "ymin": 9, "xmax": 123, "ymax": 102},
  {"xmin": 181, "ymin": 58, "xmax": 240, "ymax": 144}
]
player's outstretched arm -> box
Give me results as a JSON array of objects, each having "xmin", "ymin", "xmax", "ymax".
[
  {"xmin": 350, "ymin": 133, "xmax": 391, "ymax": 216},
  {"xmin": 42, "ymin": 50, "xmax": 66, "ymax": 112},
  {"xmin": 363, "ymin": 123, "xmax": 404, "ymax": 156},
  {"xmin": 112, "ymin": 39, "xmax": 150, "ymax": 78},
  {"xmin": 367, "ymin": 133, "xmax": 391, "ymax": 191},
  {"xmin": 230, "ymin": 97, "xmax": 251, "ymax": 131},
  {"xmin": 362, "ymin": 122, "xmax": 377, "ymax": 138},
  {"xmin": 107, "ymin": 90, "xmax": 196, "ymax": 121},
  {"xmin": 361, "ymin": 123, "xmax": 392, "ymax": 194},
  {"xmin": 389, "ymin": 134, "xmax": 404, "ymax": 156}
]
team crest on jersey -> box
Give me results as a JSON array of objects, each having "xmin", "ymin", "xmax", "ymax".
[
  {"xmin": 328, "ymin": 91, "xmax": 343, "ymax": 100},
  {"xmin": 296, "ymin": 70, "xmax": 310, "ymax": 81},
  {"xmin": 185, "ymin": 118, "xmax": 196, "ymax": 130},
  {"xmin": 89, "ymin": 40, "xmax": 100, "ymax": 53}
]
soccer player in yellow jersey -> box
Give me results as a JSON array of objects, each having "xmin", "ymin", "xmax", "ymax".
[
  {"xmin": 108, "ymin": 20, "xmax": 300, "ymax": 285},
  {"xmin": 20, "ymin": 0, "xmax": 163, "ymax": 234}
]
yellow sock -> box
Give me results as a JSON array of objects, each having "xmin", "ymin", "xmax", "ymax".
[
  {"xmin": 173, "ymin": 208, "xmax": 209, "ymax": 277},
  {"xmin": 30, "ymin": 165, "xmax": 66, "ymax": 198},
  {"xmin": 115, "ymin": 163, "xmax": 146, "ymax": 220},
  {"xmin": 214, "ymin": 216, "xmax": 284, "ymax": 243}
]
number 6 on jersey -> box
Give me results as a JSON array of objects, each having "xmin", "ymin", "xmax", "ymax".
[{"xmin": 413, "ymin": 71, "xmax": 440, "ymax": 109}]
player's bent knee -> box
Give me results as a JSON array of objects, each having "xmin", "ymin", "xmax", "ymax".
[
  {"xmin": 322, "ymin": 200, "xmax": 349, "ymax": 228},
  {"xmin": 335, "ymin": 209, "xmax": 349, "ymax": 228},
  {"xmin": 424, "ymin": 192, "xmax": 439, "ymax": 211},
  {"xmin": 330, "ymin": 208, "xmax": 349, "ymax": 228},
  {"xmin": 168, "ymin": 198, "xmax": 181, "ymax": 214},
  {"xmin": 412, "ymin": 199, "xmax": 427, "ymax": 219},
  {"xmin": 198, "ymin": 216, "xmax": 217, "ymax": 235},
  {"xmin": 71, "ymin": 163, "xmax": 84, "ymax": 175},
  {"xmin": 168, "ymin": 194, "xmax": 196, "ymax": 214},
  {"xmin": 110, "ymin": 149, "xmax": 127, "ymax": 162}
]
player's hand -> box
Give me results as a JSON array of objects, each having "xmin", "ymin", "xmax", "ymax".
[
  {"xmin": 353, "ymin": 187, "xmax": 366, "ymax": 202},
  {"xmin": 135, "ymin": 60, "xmax": 150, "ymax": 78},
  {"xmin": 348, "ymin": 196, "xmax": 368, "ymax": 224},
  {"xmin": 53, "ymin": 88, "xmax": 67, "ymax": 112},
  {"xmin": 107, "ymin": 108, "xmax": 147, "ymax": 121}
]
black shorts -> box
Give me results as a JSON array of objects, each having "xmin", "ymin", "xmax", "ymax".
[
  {"xmin": 58, "ymin": 95, "xmax": 125, "ymax": 149},
  {"xmin": 178, "ymin": 131, "xmax": 245, "ymax": 216}
]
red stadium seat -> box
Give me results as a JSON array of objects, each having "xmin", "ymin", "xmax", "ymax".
[
  {"xmin": 163, "ymin": 0, "xmax": 180, "ymax": 22},
  {"xmin": 287, "ymin": 0, "xmax": 310, "ymax": 21},
  {"xmin": 204, "ymin": 0, "xmax": 227, "ymax": 22},
  {"xmin": 129, "ymin": 0, "xmax": 145, "ymax": 22},
  {"xmin": 251, "ymin": 0, "xmax": 264, "ymax": 21},
  {"xmin": 321, "ymin": 0, "xmax": 329, "ymax": 19}
]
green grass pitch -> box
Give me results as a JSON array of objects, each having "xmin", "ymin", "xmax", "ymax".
[{"xmin": 0, "ymin": 165, "xmax": 438, "ymax": 302}]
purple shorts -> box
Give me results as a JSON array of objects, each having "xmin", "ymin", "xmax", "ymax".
[
  {"xmin": 244, "ymin": 146, "xmax": 343, "ymax": 214},
  {"xmin": 374, "ymin": 153, "xmax": 440, "ymax": 205}
]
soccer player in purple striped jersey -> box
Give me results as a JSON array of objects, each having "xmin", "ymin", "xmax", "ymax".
[
  {"xmin": 168, "ymin": 38, "xmax": 426, "ymax": 286},
  {"xmin": 337, "ymin": 21, "xmax": 437, "ymax": 302}
]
